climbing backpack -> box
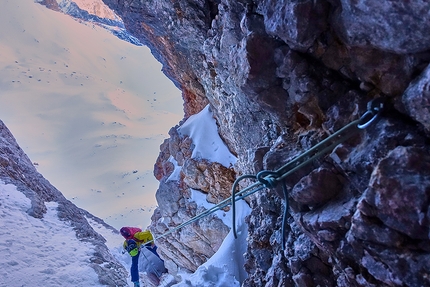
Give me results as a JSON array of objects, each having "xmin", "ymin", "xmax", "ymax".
[{"xmin": 126, "ymin": 239, "xmax": 139, "ymax": 257}]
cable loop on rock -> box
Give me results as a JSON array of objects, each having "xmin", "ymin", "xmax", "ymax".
[
  {"xmin": 357, "ymin": 98, "xmax": 385, "ymax": 129},
  {"xmin": 256, "ymin": 170, "xmax": 279, "ymax": 188},
  {"xmin": 230, "ymin": 99, "xmax": 385, "ymax": 248}
]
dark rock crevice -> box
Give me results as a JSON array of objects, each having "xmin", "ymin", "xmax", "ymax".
[{"xmin": 206, "ymin": 0, "xmax": 220, "ymax": 24}]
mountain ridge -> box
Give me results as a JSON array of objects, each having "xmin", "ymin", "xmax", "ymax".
[{"xmin": 36, "ymin": 0, "xmax": 142, "ymax": 46}]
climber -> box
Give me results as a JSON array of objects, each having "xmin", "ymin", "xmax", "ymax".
[{"xmin": 120, "ymin": 227, "xmax": 163, "ymax": 287}]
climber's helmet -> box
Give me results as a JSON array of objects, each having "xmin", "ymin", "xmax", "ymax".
[{"xmin": 120, "ymin": 227, "xmax": 131, "ymax": 238}]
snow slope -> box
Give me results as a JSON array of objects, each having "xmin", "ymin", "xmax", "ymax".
[
  {"xmin": 171, "ymin": 199, "xmax": 251, "ymax": 287},
  {"xmin": 0, "ymin": 0, "xmax": 183, "ymax": 229},
  {"xmin": 0, "ymin": 182, "xmax": 105, "ymax": 286},
  {"xmin": 0, "ymin": 178, "xmax": 168, "ymax": 287}
]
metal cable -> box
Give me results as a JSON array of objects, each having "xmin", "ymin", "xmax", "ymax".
[
  {"xmin": 144, "ymin": 99, "xmax": 384, "ymax": 250},
  {"xmin": 230, "ymin": 99, "xmax": 385, "ymax": 241}
]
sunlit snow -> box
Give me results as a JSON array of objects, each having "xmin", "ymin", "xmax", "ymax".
[
  {"xmin": 178, "ymin": 105, "xmax": 237, "ymax": 168},
  {"xmin": 0, "ymin": 182, "xmax": 102, "ymax": 287}
]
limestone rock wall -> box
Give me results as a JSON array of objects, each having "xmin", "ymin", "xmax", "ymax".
[
  {"xmin": 103, "ymin": 0, "xmax": 430, "ymax": 286},
  {"xmin": 151, "ymin": 126, "xmax": 231, "ymax": 275}
]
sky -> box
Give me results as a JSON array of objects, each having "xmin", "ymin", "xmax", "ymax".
[
  {"xmin": 0, "ymin": 0, "xmax": 183, "ymax": 229},
  {"xmin": 0, "ymin": 105, "xmax": 251, "ymax": 287}
]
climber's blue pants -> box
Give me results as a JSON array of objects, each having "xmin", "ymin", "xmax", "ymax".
[{"xmin": 130, "ymin": 250, "xmax": 140, "ymax": 282}]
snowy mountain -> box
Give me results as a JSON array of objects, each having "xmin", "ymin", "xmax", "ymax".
[
  {"xmin": 0, "ymin": 124, "xmax": 166, "ymax": 286},
  {"xmin": 36, "ymin": 0, "xmax": 142, "ymax": 45}
]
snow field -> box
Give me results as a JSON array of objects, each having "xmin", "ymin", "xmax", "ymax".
[{"xmin": 0, "ymin": 181, "xmax": 103, "ymax": 287}]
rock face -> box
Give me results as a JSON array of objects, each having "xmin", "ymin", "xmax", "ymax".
[
  {"xmin": 103, "ymin": 0, "xmax": 430, "ymax": 286},
  {"xmin": 0, "ymin": 120, "xmax": 129, "ymax": 286},
  {"xmin": 151, "ymin": 125, "xmax": 231, "ymax": 275}
]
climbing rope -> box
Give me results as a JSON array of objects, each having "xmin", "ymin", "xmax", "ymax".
[
  {"xmin": 145, "ymin": 99, "xmax": 384, "ymax": 250},
  {"xmin": 231, "ymin": 98, "xmax": 385, "ymax": 250}
]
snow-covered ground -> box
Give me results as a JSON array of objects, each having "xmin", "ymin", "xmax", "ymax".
[
  {"xmin": 171, "ymin": 199, "xmax": 250, "ymax": 287},
  {"xmin": 0, "ymin": 182, "xmax": 106, "ymax": 287},
  {"xmin": 0, "ymin": 180, "xmax": 165, "ymax": 287}
]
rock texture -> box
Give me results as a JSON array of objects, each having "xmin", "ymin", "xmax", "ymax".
[
  {"xmin": 151, "ymin": 126, "xmax": 231, "ymax": 275},
  {"xmin": 0, "ymin": 120, "xmax": 129, "ymax": 286},
  {"xmin": 103, "ymin": 0, "xmax": 430, "ymax": 286}
]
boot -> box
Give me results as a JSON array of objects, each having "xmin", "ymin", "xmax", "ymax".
[{"xmin": 133, "ymin": 282, "xmax": 140, "ymax": 287}]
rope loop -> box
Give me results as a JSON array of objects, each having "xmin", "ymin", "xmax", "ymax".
[
  {"xmin": 256, "ymin": 170, "xmax": 279, "ymax": 188},
  {"xmin": 357, "ymin": 98, "xmax": 385, "ymax": 129}
]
